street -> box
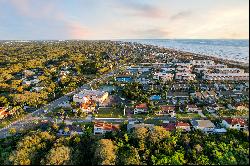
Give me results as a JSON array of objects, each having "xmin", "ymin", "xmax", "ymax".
[{"xmin": 0, "ymin": 65, "xmax": 125, "ymax": 139}]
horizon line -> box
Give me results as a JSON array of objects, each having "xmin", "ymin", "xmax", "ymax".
[{"xmin": 0, "ymin": 38, "xmax": 249, "ymax": 41}]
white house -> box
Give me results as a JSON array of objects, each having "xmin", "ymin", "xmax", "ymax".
[
  {"xmin": 221, "ymin": 118, "xmax": 248, "ymax": 130},
  {"xmin": 73, "ymin": 90, "xmax": 109, "ymax": 104},
  {"xmin": 190, "ymin": 119, "xmax": 215, "ymax": 133},
  {"xmin": 186, "ymin": 105, "xmax": 199, "ymax": 112}
]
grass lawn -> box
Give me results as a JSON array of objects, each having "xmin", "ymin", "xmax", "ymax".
[
  {"xmin": 130, "ymin": 114, "xmax": 149, "ymax": 119},
  {"xmin": 176, "ymin": 113, "xmax": 201, "ymax": 119},
  {"xmin": 95, "ymin": 107, "xmax": 125, "ymax": 118},
  {"xmin": 144, "ymin": 118, "xmax": 163, "ymax": 125}
]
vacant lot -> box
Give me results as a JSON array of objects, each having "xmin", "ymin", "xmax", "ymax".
[{"xmin": 95, "ymin": 107, "xmax": 125, "ymax": 118}]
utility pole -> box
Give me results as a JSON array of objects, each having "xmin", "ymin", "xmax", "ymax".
[{"xmin": 123, "ymin": 105, "xmax": 126, "ymax": 116}]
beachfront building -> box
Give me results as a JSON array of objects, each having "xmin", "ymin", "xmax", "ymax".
[
  {"xmin": 191, "ymin": 60, "xmax": 215, "ymax": 66},
  {"xmin": 221, "ymin": 118, "xmax": 248, "ymax": 131},
  {"xmin": 203, "ymin": 73, "xmax": 249, "ymax": 81},
  {"xmin": 175, "ymin": 73, "xmax": 196, "ymax": 81},
  {"xmin": 73, "ymin": 90, "xmax": 108, "ymax": 104},
  {"xmin": 94, "ymin": 121, "xmax": 120, "ymax": 135},
  {"xmin": 215, "ymin": 68, "xmax": 244, "ymax": 74},
  {"xmin": 190, "ymin": 119, "xmax": 216, "ymax": 133}
]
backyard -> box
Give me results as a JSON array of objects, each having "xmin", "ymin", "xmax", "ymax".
[{"xmin": 94, "ymin": 107, "xmax": 125, "ymax": 118}]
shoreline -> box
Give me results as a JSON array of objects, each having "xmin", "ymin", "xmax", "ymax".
[{"xmin": 124, "ymin": 41, "xmax": 249, "ymax": 72}]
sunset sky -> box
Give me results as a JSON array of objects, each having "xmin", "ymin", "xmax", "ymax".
[{"xmin": 0, "ymin": 0, "xmax": 249, "ymax": 40}]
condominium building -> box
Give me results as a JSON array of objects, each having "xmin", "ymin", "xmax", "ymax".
[
  {"xmin": 153, "ymin": 72, "xmax": 174, "ymax": 81},
  {"xmin": 215, "ymin": 68, "xmax": 244, "ymax": 74},
  {"xmin": 175, "ymin": 72, "xmax": 196, "ymax": 81},
  {"xmin": 203, "ymin": 73, "xmax": 249, "ymax": 81},
  {"xmin": 190, "ymin": 60, "xmax": 215, "ymax": 66}
]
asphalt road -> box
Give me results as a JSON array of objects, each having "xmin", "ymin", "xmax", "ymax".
[{"xmin": 0, "ymin": 66, "xmax": 125, "ymax": 139}]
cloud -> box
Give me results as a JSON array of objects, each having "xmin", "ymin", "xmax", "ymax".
[
  {"xmin": 115, "ymin": 0, "xmax": 164, "ymax": 18},
  {"xmin": 7, "ymin": 0, "xmax": 91, "ymax": 39},
  {"xmin": 130, "ymin": 28, "xmax": 169, "ymax": 38},
  {"xmin": 170, "ymin": 11, "xmax": 192, "ymax": 20},
  {"xmin": 66, "ymin": 21, "xmax": 90, "ymax": 39}
]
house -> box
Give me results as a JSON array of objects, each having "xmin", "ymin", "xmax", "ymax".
[
  {"xmin": 166, "ymin": 92, "xmax": 189, "ymax": 100},
  {"xmin": 234, "ymin": 103, "xmax": 249, "ymax": 111},
  {"xmin": 221, "ymin": 118, "xmax": 248, "ymax": 131},
  {"xmin": 176, "ymin": 122, "xmax": 191, "ymax": 132},
  {"xmin": 94, "ymin": 121, "xmax": 120, "ymax": 135},
  {"xmin": 134, "ymin": 103, "xmax": 148, "ymax": 114},
  {"xmin": 73, "ymin": 90, "xmax": 108, "ymax": 104},
  {"xmin": 170, "ymin": 84, "xmax": 190, "ymax": 91},
  {"xmin": 0, "ymin": 107, "xmax": 9, "ymax": 119},
  {"xmin": 163, "ymin": 123, "xmax": 176, "ymax": 131},
  {"xmin": 191, "ymin": 92, "xmax": 203, "ymax": 100},
  {"xmin": 201, "ymin": 91, "xmax": 217, "ymax": 99},
  {"xmin": 80, "ymin": 100, "xmax": 96, "ymax": 113},
  {"xmin": 23, "ymin": 69, "xmax": 35, "ymax": 77},
  {"xmin": 57, "ymin": 125, "xmax": 84, "ymax": 136},
  {"xmin": 22, "ymin": 77, "xmax": 40, "ymax": 86},
  {"xmin": 59, "ymin": 70, "xmax": 70, "ymax": 76},
  {"xmin": 190, "ymin": 119, "xmax": 215, "ymax": 133},
  {"xmin": 162, "ymin": 121, "xmax": 190, "ymax": 132},
  {"xmin": 30, "ymin": 86, "xmax": 44, "ymax": 92},
  {"xmin": 156, "ymin": 105, "xmax": 176, "ymax": 116},
  {"xmin": 127, "ymin": 121, "xmax": 154, "ymax": 132},
  {"xmin": 186, "ymin": 105, "xmax": 199, "ymax": 112},
  {"xmin": 213, "ymin": 128, "xmax": 227, "ymax": 134}
]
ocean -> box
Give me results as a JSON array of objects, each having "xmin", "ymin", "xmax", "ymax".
[{"xmin": 121, "ymin": 39, "xmax": 249, "ymax": 64}]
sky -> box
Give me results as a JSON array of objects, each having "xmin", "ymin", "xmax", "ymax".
[{"xmin": 0, "ymin": 0, "xmax": 249, "ymax": 40}]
